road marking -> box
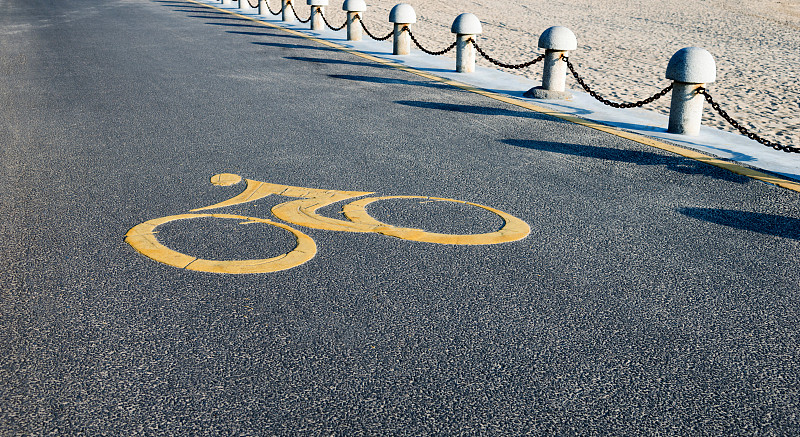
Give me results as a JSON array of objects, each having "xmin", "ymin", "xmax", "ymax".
[
  {"xmin": 183, "ymin": 0, "xmax": 800, "ymax": 193},
  {"xmin": 126, "ymin": 213, "xmax": 318, "ymax": 274},
  {"xmin": 342, "ymin": 195, "xmax": 531, "ymax": 245},
  {"xmin": 127, "ymin": 174, "xmax": 531, "ymax": 273},
  {"xmin": 211, "ymin": 173, "xmax": 243, "ymax": 186}
]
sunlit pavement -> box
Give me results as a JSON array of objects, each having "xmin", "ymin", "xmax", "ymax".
[{"xmin": 1, "ymin": 0, "xmax": 799, "ymax": 433}]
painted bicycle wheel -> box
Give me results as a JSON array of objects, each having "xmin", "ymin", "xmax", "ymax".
[
  {"xmin": 125, "ymin": 213, "xmax": 317, "ymax": 274},
  {"xmin": 342, "ymin": 195, "xmax": 530, "ymax": 245}
]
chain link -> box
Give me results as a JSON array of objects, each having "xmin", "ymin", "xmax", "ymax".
[
  {"xmin": 404, "ymin": 27, "xmax": 456, "ymax": 56},
  {"xmin": 357, "ymin": 15, "xmax": 394, "ymax": 41},
  {"xmin": 263, "ymin": 0, "xmax": 281, "ymax": 15},
  {"xmin": 564, "ymin": 57, "xmax": 672, "ymax": 108},
  {"xmin": 470, "ymin": 39, "xmax": 544, "ymax": 70},
  {"xmin": 247, "ymin": 0, "xmax": 259, "ymax": 9},
  {"xmin": 697, "ymin": 88, "xmax": 799, "ymax": 153},
  {"xmin": 319, "ymin": 9, "xmax": 346, "ymax": 31},
  {"xmin": 288, "ymin": 2, "xmax": 311, "ymax": 23}
]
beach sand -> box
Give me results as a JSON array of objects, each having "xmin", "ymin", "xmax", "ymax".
[{"xmin": 318, "ymin": 0, "xmax": 800, "ymax": 150}]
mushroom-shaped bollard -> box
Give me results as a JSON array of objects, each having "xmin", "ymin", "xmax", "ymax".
[
  {"xmin": 666, "ymin": 47, "xmax": 716, "ymax": 135},
  {"xmin": 451, "ymin": 13, "xmax": 482, "ymax": 73},
  {"xmin": 389, "ymin": 4, "xmax": 416, "ymax": 55},
  {"xmin": 308, "ymin": 0, "xmax": 328, "ymax": 30},
  {"xmin": 282, "ymin": 0, "xmax": 295, "ymax": 22},
  {"xmin": 343, "ymin": 0, "xmax": 366, "ymax": 41},
  {"xmin": 524, "ymin": 26, "xmax": 577, "ymax": 100}
]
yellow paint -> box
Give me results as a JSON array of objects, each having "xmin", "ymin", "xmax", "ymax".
[
  {"xmin": 125, "ymin": 213, "xmax": 317, "ymax": 274},
  {"xmin": 194, "ymin": 174, "xmax": 529, "ymax": 242},
  {"xmin": 183, "ymin": 0, "xmax": 800, "ymax": 193},
  {"xmin": 194, "ymin": 175, "xmax": 376, "ymax": 231},
  {"xmin": 211, "ymin": 173, "xmax": 243, "ymax": 186},
  {"xmin": 342, "ymin": 196, "xmax": 531, "ymax": 244},
  {"xmin": 128, "ymin": 174, "xmax": 531, "ymax": 273}
]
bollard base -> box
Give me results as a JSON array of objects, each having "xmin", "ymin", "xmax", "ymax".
[
  {"xmin": 524, "ymin": 86, "xmax": 572, "ymax": 100},
  {"xmin": 667, "ymin": 82, "xmax": 704, "ymax": 136}
]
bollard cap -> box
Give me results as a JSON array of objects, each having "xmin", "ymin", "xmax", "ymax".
[
  {"xmin": 451, "ymin": 13, "xmax": 482, "ymax": 35},
  {"xmin": 307, "ymin": 0, "xmax": 327, "ymax": 5},
  {"xmin": 538, "ymin": 26, "xmax": 577, "ymax": 51},
  {"xmin": 666, "ymin": 47, "xmax": 716, "ymax": 83},
  {"xmin": 342, "ymin": 0, "xmax": 366, "ymax": 12},
  {"xmin": 389, "ymin": 3, "xmax": 416, "ymax": 24}
]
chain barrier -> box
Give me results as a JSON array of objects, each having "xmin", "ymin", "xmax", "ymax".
[
  {"xmin": 319, "ymin": 10, "xmax": 347, "ymax": 31},
  {"xmin": 404, "ymin": 27, "xmax": 457, "ymax": 56},
  {"xmin": 697, "ymin": 88, "xmax": 799, "ymax": 153},
  {"xmin": 259, "ymin": 8, "xmax": 796, "ymax": 155},
  {"xmin": 469, "ymin": 39, "xmax": 544, "ymax": 70},
  {"xmin": 357, "ymin": 15, "xmax": 394, "ymax": 41},
  {"xmin": 564, "ymin": 57, "xmax": 672, "ymax": 108},
  {"xmin": 288, "ymin": 2, "xmax": 311, "ymax": 23},
  {"xmin": 247, "ymin": 0, "xmax": 259, "ymax": 8},
  {"xmin": 264, "ymin": 0, "xmax": 281, "ymax": 15}
]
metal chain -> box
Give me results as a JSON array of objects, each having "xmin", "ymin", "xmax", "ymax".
[
  {"xmin": 357, "ymin": 15, "xmax": 394, "ymax": 41},
  {"xmin": 698, "ymin": 88, "xmax": 799, "ymax": 153},
  {"xmin": 263, "ymin": 0, "xmax": 281, "ymax": 15},
  {"xmin": 262, "ymin": 12, "xmax": 796, "ymax": 155},
  {"xmin": 289, "ymin": 2, "xmax": 311, "ymax": 23},
  {"xmin": 404, "ymin": 27, "xmax": 457, "ymax": 56},
  {"xmin": 319, "ymin": 10, "xmax": 346, "ymax": 31},
  {"xmin": 247, "ymin": 0, "xmax": 258, "ymax": 8},
  {"xmin": 470, "ymin": 39, "xmax": 544, "ymax": 70},
  {"xmin": 564, "ymin": 57, "xmax": 672, "ymax": 108}
]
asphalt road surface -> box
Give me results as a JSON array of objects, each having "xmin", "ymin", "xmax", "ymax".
[{"xmin": 2, "ymin": 0, "xmax": 799, "ymax": 434}]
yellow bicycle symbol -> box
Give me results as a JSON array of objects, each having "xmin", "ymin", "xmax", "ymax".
[{"xmin": 126, "ymin": 173, "xmax": 531, "ymax": 274}]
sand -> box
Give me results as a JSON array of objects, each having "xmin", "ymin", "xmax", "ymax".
[{"xmin": 315, "ymin": 0, "xmax": 800, "ymax": 150}]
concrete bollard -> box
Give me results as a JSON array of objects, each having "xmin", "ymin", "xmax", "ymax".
[
  {"xmin": 450, "ymin": 13, "xmax": 482, "ymax": 73},
  {"xmin": 308, "ymin": 0, "xmax": 328, "ymax": 31},
  {"xmin": 666, "ymin": 47, "xmax": 716, "ymax": 135},
  {"xmin": 238, "ymin": 0, "xmax": 250, "ymax": 12},
  {"xmin": 389, "ymin": 4, "xmax": 416, "ymax": 55},
  {"xmin": 524, "ymin": 26, "xmax": 577, "ymax": 100},
  {"xmin": 343, "ymin": 0, "xmax": 366, "ymax": 41},
  {"xmin": 222, "ymin": 0, "xmax": 232, "ymax": 6},
  {"xmin": 282, "ymin": 0, "xmax": 295, "ymax": 22},
  {"xmin": 258, "ymin": 0, "xmax": 268, "ymax": 16}
]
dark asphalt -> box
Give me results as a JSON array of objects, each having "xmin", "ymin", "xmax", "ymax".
[{"xmin": 1, "ymin": 0, "xmax": 799, "ymax": 434}]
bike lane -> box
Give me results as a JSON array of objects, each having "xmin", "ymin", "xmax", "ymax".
[{"xmin": 1, "ymin": 0, "xmax": 799, "ymax": 434}]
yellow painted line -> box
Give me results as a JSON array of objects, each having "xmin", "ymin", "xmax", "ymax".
[
  {"xmin": 185, "ymin": 0, "xmax": 800, "ymax": 193},
  {"xmin": 195, "ymin": 174, "xmax": 530, "ymax": 244},
  {"xmin": 192, "ymin": 173, "xmax": 531, "ymax": 244},
  {"xmin": 125, "ymin": 213, "xmax": 317, "ymax": 274},
  {"xmin": 211, "ymin": 172, "xmax": 243, "ymax": 186},
  {"xmin": 342, "ymin": 195, "xmax": 531, "ymax": 245},
  {"xmin": 125, "ymin": 173, "xmax": 533, "ymax": 273}
]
